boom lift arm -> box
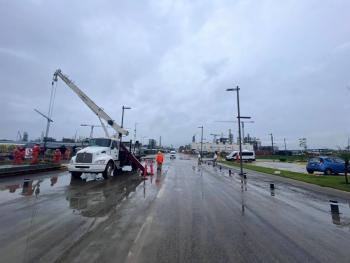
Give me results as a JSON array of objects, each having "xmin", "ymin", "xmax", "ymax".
[{"xmin": 53, "ymin": 69, "xmax": 128, "ymax": 137}]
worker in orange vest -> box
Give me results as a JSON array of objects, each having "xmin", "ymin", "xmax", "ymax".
[
  {"xmin": 156, "ymin": 151, "xmax": 164, "ymax": 171},
  {"xmin": 236, "ymin": 152, "xmax": 240, "ymax": 162}
]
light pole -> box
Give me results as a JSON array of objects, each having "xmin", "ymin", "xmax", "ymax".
[
  {"xmin": 284, "ymin": 138, "xmax": 287, "ymax": 152},
  {"xmin": 269, "ymin": 133, "xmax": 274, "ymax": 154},
  {"xmin": 226, "ymin": 86, "xmax": 250, "ymax": 177},
  {"xmin": 198, "ymin": 126, "xmax": 203, "ymax": 159},
  {"xmin": 121, "ymin": 106, "xmax": 131, "ymax": 128},
  {"xmin": 120, "ymin": 106, "xmax": 131, "ymax": 141}
]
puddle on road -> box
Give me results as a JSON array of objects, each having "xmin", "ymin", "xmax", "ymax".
[
  {"xmin": 0, "ymin": 171, "xmax": 71, "ymax": 203},
  {"xmin": 67, "ymin": 176, "xmax": 144, "ymax": 217},
  {"xmin": 0, "ymin": 163, "xmax": 169, "ymax": 217}
]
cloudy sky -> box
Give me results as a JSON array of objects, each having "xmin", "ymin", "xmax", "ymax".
[{"xmin": 1, "ymin": 0, "xmax": 350, "ymax": 149}]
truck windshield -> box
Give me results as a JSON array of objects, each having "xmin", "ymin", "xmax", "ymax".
[{"xmin": 89, "ymin": 138, "xmax": 111, "ymax": 147}]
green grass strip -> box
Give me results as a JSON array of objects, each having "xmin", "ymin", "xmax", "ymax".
[{"xmin": 220, "ymin": 160, "xmax": 350, "ymax": 192}]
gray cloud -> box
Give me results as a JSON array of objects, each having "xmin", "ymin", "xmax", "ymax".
[{"xmin": 1, "ymin": 0, "xmax": 350, "ymax": 149}]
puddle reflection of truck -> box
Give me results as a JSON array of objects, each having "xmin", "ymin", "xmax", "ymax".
[
  {"xmin": 67, "ymin": 176, "xmax": 142, "ymax": 217},
  {"xmin": 53, "ymin": 70, "xmax": 145, "ymax": 180}
]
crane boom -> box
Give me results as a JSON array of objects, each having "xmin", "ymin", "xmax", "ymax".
[{"xmin": 53, "ymin": 69, "xmax": 128, "ymax": 136}]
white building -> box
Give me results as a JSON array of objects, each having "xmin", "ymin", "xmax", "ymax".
[{"xmin": 191, "ymin": 142, "xmax": 253, "ymax": 153}]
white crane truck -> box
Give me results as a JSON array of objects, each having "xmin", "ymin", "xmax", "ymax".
[{"xmin": 53, "ymin": 69, "xmax": 145, "ymax": 179}]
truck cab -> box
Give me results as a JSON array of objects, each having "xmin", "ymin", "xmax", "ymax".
[{"xmin": 68, "ymin": 138, "xmax": 120, "ymax": 179}]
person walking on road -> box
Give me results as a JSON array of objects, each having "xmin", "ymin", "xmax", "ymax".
[{"xmin": 156, "ymin": 151, "xmax": 164, "ymax": 171}]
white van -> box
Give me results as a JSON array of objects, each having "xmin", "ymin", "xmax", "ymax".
[
  {"xmin": 225, "ymin": 150, "xmax": 256, "ymax": 162},
  {"xmin": 170, "ymin": 150, "xmax": 176, "ymax": 159}
]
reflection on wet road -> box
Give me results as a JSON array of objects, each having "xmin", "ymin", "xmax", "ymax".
[{"xmin": 0, "ymin": 155, "xmax": 350, "ymax": 263}]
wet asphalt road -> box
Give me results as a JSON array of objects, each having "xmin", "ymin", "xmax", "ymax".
[{"xmin": 0, "ymin": 155, "xmax": 350, "ymax": 263}]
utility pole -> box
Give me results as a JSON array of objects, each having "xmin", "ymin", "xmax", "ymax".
[
  {"xmin": 159, "ymin": 136, "xmax": 162, "ymax": 148},
  {"xmin": 284, "ymin": 138, "xmax": 287, "ymax": 151},
  {"xmin": 226, "ymin": 86, "xmax": 250, "ymax": 177},
  {"xmin": 198, "ymin": 126, "xmax": 203, "ymax": 159},
  {"xmin": 269, "ymin": 133, "xmax": 274, "ymax": 154}
]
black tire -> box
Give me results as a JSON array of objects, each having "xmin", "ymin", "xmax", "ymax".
[
  {"xmin": 307, "ymin": 170, "xmax": 314, "ymax": 174},
  {"xmin": 324, "ymin": 169, "xmax": 332, "ymax": 175},
  {"xmin": 103, "ymin": 161, "xmax": 114, "ymax": 179},
  {"xmin": 71, "ymin": 172, "xmax": 82, "ymax": 180}
]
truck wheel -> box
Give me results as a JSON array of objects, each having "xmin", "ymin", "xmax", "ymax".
[
  {"xmin": 71, "ymin": 172, "xmax": 82, "ymax": 180},
  {"xmin": 307, "ymin": 169, "xmax": 314, "ymax": 174},
  {"xmin": 324, "ymin": 169, "xmax": 332, "ymax": 175},
  {"xmin": 103, "ymin": 161, "xmax": 114, "ymax": 179}
]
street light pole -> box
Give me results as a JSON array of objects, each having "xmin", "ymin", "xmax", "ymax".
[
  {"xmin": 269, "ymin": 133, "xmax": 274, "ymax": 154},
  {"xmin": 235, "ymin": 87, "xmax": 243, "ymax": 176},
  {"xmin": 198, "ymin": 126, "xmax": 203, "ymax": 159},
  {"xmin": 120, "ymin": 105, "xmax": 131, "ymax": 140},
  {"xmin": 121, "ymin": 106, "xmax": 131, "ymax": 128},
  {"xmin": 226, "ymin": 86, "xmax": 249, "ymax": 177},
  {"xmin": 241, "ymin": 122, "xmax": 245, "ymax": 144}
]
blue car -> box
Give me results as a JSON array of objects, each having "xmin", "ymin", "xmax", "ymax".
[{"xmin": 306, "ymin": 156, "xmax": 346, "ymax": 175}]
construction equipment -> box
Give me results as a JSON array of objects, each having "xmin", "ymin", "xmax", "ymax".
[
  {"xmin": 34, "ymin": 108, "xmax": 54, "ymax": 149},
  {"xmin": 53, "ymin": 69, "xmax": 128, "ymax": 137},
  {"xmin": 53, "ymin": 69, "xmax": 144, "ymax": 179}
]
